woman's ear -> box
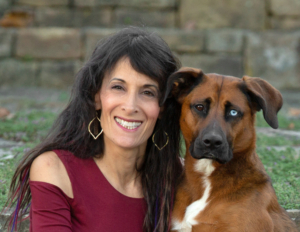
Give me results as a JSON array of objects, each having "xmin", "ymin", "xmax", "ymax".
[{"xmin": 94, "ymin": 91, "xmax": 102, "ymax": 110}]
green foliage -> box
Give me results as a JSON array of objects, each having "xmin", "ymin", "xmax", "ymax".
[{"xmin": 0, "ymin": 110, "xmax": 57, "ymax": 142}]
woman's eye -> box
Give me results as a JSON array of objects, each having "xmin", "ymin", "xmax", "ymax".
[
  {"xmin": 143, "ymin": 91, "xmax": 155, "ymax": 97},
  {"xmin": 112, "ymin": 85, "xmax": 123, "ymax": 90},
  {"xmin": 195, "ymin": 104, "xmax": 204, "ymax": 111},
  {"xmin": 229, "ymin": 110, "xmax": 238, "ymax": 116}
]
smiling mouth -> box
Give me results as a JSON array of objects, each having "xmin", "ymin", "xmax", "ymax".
[{"xmin": 114, "ymin": 117, "xmax": 142, "ymax": 130}]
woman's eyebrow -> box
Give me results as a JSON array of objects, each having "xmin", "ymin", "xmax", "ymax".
[
  {"xmin": 109, "ymin": 78, "xmax": 125, "ymax": 83},
  {"xmin": 110, "ymin": 78, "xmax": 159, "ymax": 91},
  {"xmin": 144, "ymin": 84, "xmax": 159, "ymax": 91}
]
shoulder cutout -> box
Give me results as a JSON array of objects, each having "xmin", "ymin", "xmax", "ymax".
[{"xmin": 30, "ymin": 151, "xmax": 73, "ymax": 198}]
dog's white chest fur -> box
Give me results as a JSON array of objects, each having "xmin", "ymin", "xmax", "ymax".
[{"xmin": 172, "ymin": 159, "xmax": 215, "ymax": 232}]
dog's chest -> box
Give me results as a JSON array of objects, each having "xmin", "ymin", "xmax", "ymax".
[{"xmin": 172, "ymin": 159, "xmax": 214, "ymax": 231}]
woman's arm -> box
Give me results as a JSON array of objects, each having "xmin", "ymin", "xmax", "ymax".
[
  {"xmin": 29, "ymin": 151, "xmax": 74, "ymax": 232},
  {"xmin": 30, "ymin": 181, "xmax": 73, "ymax": 232},
  {"xmin": 30, "ymin": 151, "xmax": 73, "ymax": 198}
]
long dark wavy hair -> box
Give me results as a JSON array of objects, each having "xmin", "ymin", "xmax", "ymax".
[{"xmin": 4, "ymin": 27, "xmax": 183, "ymax": 232}]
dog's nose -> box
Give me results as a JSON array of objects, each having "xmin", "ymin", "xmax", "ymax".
[{"xmin": 202, "ymin": 133, "xmax": 223, "ymax": 148}]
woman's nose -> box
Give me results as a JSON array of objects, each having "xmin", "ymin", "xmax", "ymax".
[{"xmin": 121, "ymin": 92, "xmax": 139, "ymax": 114}]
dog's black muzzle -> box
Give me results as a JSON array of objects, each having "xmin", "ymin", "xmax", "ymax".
[{"xmin": 189, "ymin": 122, "xmax": 233, "ymax": 164}]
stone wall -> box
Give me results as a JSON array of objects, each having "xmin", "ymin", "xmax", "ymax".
[
  {"xmin": 0, "ymin": 27, "xmax": 300, "ymax": 89},
  {"xmin": 0, "ymin": 0, "xmax": 299, "ymax": 29},
  {"xmin": 0, "ymin": 0, "xmax": 299, "ymax": 89}
]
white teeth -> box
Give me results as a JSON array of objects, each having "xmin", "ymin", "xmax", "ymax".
[{"xmin": 115, "ymin": 117, "xmax": 142, "ymax": 129}]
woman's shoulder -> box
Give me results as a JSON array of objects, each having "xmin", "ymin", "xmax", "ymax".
[
  {"xmin": 30, "ymin": 151, "xmax": 73, "ymax": 198},
  {"xmin": 30, "ymin": 151, "xmax": 64, "ymax": 179}
]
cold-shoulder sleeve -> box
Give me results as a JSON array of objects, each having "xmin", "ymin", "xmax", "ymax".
[{"xmin": 29, "ymin": 181, "xmax": 73, "ymax": 232}]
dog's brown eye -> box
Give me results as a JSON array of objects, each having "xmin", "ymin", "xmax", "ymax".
[{"xmin": 195, "ymin": 104, "xmax": 204, "ymax": 111}]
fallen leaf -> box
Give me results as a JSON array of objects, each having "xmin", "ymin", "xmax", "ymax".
[
  {"xmin": 288, "ymin": 108, "xmax": 300, "ymax": 117},
  {"xmin": 0, "ymin": 107, "xmax": 10, "ymax": 119},
  {"xmin": 288, "ymin": 123, "xmax": 295, "ymax": 130}
]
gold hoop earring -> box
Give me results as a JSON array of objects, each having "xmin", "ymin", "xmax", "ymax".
[
  {"xmin": 88, "ymin": 117, "xmax": 103, "ymax": 140},
  {"xmin": 152, "ymin": 130, "xmax": 169, "ymax": 151}
]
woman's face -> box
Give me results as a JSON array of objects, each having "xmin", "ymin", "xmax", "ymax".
[{"xmin": 95, "ymin": 57, "xmax": 161, "ymax": 151}]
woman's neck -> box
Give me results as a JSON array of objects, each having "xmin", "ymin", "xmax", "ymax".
[{"xmin": 94, "ymin": 136, "xmax": 146, "ymax": 198}]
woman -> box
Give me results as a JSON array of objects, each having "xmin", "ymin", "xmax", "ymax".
[{"xmin": 5, "ymin": 27, "xmax": 183, "ymax": 232}]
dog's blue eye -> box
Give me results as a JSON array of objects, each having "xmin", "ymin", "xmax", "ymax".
[{"xmin": 229, "ymin": 110, "xmax": 238, "ymax": 116}]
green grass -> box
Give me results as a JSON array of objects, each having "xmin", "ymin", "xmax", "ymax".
[
  {"xmin": 256, "ymin": 133, "xmax": 300, "ymax": 146},
  {"xmin": 0, "ymin": 109, "xmax": 57, "ymax": 208},
  {"xmin": 257, "ymin": 146, "xmax": 300, "ymax": 209},
  {"xmin": 255, "ymin": 111, "xmax": 300, "ymax": 209},
  {"xmin": 0, "ymin": 145, "xmax": 36, "ymax": 207},
  {"xmin": 0, "ymin": 158, "xmax": 20, "ymax": 207},
  {"xmin": 0, "ymin": 110, "xmax": 57, "ymax": 142}
]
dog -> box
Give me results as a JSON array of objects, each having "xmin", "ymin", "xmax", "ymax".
[{"xmin": 166, "ymin": 68, "xmax": 298, "ymax": 232}]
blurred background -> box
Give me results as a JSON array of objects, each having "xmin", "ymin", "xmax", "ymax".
[
  {"xmin": 0, "ymin": 0, "xmax": 299, "ymax": 90},
  {"xmin": 0, "ymin": 0, "xmax": 300, "ymax": 231}
]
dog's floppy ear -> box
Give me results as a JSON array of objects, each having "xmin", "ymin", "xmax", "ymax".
[
  {"xmin": 164, "ymin": 67, "xmax": 204, "ymax": 104},
  {"xmin": 242, "ymin": 76, "xmax": 283, "ymax": 129}
]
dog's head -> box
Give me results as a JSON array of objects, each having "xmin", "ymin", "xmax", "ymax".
[{"xmin": 165, "ymin": 67, "xmax": 283, "ymax": 164}]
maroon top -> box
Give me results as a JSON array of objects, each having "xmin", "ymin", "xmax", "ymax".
[{"xmin": 29, "ymin": 150, "xmax": 147, "ymax": 232}]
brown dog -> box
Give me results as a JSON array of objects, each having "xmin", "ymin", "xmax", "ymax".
[{"xmin": 166, "ymin": 68, "xmax": 298, "ymax": 232}]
